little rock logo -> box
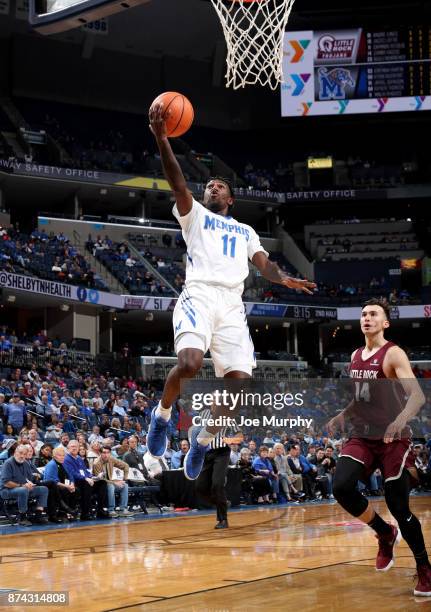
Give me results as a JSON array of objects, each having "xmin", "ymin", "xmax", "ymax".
[{"xmin": 317, "ymin": 34, "xmax": 356, "ymax": 60}]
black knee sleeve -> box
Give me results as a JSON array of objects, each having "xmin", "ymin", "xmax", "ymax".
[
  {"xmin": 385, "ymin": 470, "xmax": 417, "ymax": 533},
  {"xmin": 384, "ymin": 470, "xmax": 411, "ymax": 523},
  {"xmin": 333, "ymin": 457, "xmax": 369, "ymax": 517},
  {"xmin": 385, "ymin": 471, "xmax": 428, "ymax": 560}
]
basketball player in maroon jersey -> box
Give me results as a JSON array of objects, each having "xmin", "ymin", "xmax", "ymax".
[{"xmin": 328, "ymin": 298, "xmax": 431, "ymax": 597}]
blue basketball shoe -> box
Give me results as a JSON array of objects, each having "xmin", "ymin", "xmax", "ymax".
[
  {"xmin": 184, "ymin": 426, "xmax": 210, "ymax": 481},
  {"xmin": 147, "ymin": 406, "xmax": 169, "ymax": 458}
]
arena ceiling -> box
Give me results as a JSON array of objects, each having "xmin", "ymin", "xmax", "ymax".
[
  {"xmin": 2, "ymin": 0, "xmax": 428, "ymax": 62},
  {"xmin": 55, "ymin": 0, "xmax": 429, "ymax": 60}
]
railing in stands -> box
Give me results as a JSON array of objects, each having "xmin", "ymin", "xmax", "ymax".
[
  {"xmin": 0, "ymin": 344, "xmax": 95, "ymax": 372},
  {"xmin": 140, "ymin": 356, "xmax": 308, "ymax": 382}
]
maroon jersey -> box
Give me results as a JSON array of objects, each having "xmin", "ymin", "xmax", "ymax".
[{"xmin": 348, "ymin": 341, "xmax": 407, "ymax": 438}]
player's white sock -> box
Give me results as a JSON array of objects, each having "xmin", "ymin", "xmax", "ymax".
[
  {"xmin": 197, "ymin": 429, "xmax": 215, "ymax": 446},
  {"xmin": 155, "ymin": 402, "xmax": 172, "ymax": 421}
]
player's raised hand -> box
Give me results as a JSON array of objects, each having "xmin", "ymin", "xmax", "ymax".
[
  {"xmin": 149, "ymin": 103, "xmax": 169, "ymax": 140},
  {"xmin": 281, "ymin": 276, "xmax": 317, "ymax": 295}
]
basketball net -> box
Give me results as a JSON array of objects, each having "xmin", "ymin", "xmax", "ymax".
[{"xmin": 210, "ymin": 0, "xmax": 296, "ymax": 90}]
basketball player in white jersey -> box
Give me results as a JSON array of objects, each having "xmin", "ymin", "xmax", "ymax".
[{"xmin": 147, "ymin": 102, "xmax": 316, "ymax": 480}]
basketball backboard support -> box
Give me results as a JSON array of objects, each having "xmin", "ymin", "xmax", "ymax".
[{"xmin": 29, "ymin": 0, "xmax": 152, "ymax": 34}]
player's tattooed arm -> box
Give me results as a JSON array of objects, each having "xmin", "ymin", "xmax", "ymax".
[
  {"xmin": 149, "ymin": 102, "xmax": 192, "ymax": 216},
  {"xmin": 251, "ymin": 252, "xmax": 316, "ymax": 294}
]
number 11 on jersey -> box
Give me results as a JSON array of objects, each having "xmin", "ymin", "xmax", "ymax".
[{"xmin": 221, "ymin": 234, "xmax": 236, "ymax": 258}]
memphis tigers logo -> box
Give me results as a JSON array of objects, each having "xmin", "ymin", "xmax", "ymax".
[{"xmin": 318, "ymin": 67, "xmax": 355, "ymax": 100}]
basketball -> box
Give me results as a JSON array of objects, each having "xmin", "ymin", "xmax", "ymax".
[{"xmin": 150, "ymin": 91, "xmax": 194, "ymax": 137}]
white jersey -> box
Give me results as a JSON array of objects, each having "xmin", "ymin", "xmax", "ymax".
[{"xmin": 173, "ymin": 198, "xmax": 268, "ymax": 293}]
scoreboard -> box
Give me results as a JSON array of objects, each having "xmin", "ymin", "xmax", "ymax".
[{"xmin": 281, "ymin": 27, "xmax": 431, "ymax": 116}]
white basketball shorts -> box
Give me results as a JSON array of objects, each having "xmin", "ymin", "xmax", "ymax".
[{"xmin": 172, "ymin": 283, "xmax": 256, "ymax": 377}]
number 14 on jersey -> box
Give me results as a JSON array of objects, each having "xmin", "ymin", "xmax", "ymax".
[{"xmin": 355, "ymin": 381, "xmax": 371, "ymax": 402}]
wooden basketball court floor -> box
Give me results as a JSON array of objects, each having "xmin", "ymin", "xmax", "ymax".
[{"xmin": 0, "ymin": 497, "xmax": 430, "ymax": 612}]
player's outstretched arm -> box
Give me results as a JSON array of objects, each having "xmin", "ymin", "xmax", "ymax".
[
  {"xmin": 149, "ymin": 102, "xmax": 192, "ymax": 216},
  {"xmin": 251, "ymin": 252, "xmax": 316, "ymax": 294}
]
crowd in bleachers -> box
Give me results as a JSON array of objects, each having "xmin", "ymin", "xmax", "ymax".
[
  {"xmin": 315, "ymin": 234, "xmax": 420, "ymax": 261},
  {"xmin": 92, "ymin": 230, "xmax": 419, "ymax": 306},
  {"xmin": 0, "ymin": 219, "xmax": 418, "ymax": 307},
  {"xmin": 0, "ymin": 224, "xmax": 107, "ymax": 290},
  {"xmin": 0, "ymin": 359, "xmax": 170, "ymax": 525},
  {"xmin": 243, "ymin": 161, "xmax": 295, "ymax": 192},
  {"xmin": 242, "ymin": 156, "xmax": 415, "ymax": 192},
  {"xmin": 13, "ymin": 100, "xmax": 205, "ymax": 182},
  {"xmin": 0, "ymin": 325, "xmax": 96, "ymax": 375},
  {"xmin": 87, "ymin": 235, "xmax": 175, "ymax": 295},
  {"xmin": 0, "ymin": 342, "xmax": 429, "ymax": 526}
]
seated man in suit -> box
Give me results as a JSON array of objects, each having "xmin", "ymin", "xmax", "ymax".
[
  {"xmin": 93, "ymin": 446, "xmax": 133, "ymax": 518},
  {"xmin": 123, "ymin": 435, "xmax": 160, "ymax": 485}
]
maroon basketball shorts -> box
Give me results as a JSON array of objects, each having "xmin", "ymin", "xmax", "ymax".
[{"xmin": 339, "ymin": 438, "xmax": 415, "ymax": 482}]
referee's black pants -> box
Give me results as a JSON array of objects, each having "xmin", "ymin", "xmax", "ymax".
[{"xmin": 196, "ymin": 447, "xmax": 230, "ymax": 522}]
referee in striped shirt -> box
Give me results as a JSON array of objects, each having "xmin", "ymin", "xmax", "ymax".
[{"xmin": 195, "ymin": 408, "xmax": 240, "ymax": 529}]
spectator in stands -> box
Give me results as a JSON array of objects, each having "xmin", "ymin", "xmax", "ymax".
[
  {"xmin": 63, "ymin": 440, "xmax": 109, "ymax": 520},
  {"xmin": 61, "ymin": 412, "xmax": 77, "ymax": 435},
  {"xmin": 43, "ymin": 446, "xmax": 78, "ymax": 519},
  {"xmin": 122, "ymin": 435, "xmax": 145, "ymax": 471},
  {"xmin": 28, "ymin": 429, "xmax": 44, "ymax": 457},
  {"xmin": 252, "ymin": 446, "xmax": 277, "ymax": 504},
  {"xmin": 87, "ymin": 441, "xmax": 102, "ymax": 469},
  {"xmin": 78, "ymin": 445, "xmax": 91, "ymax": 469},
  {"xmin": 99, "ymin": 414, "xmax": 111, "ymax": 437},
  {"xmin": 57, "ymin": 433, "xmax": 70, "ymax": 450},
  {"xmin": 0, "ymin": 444, "xmax": 49, "ymax": 525},
  {"xmin": 92, "ymin": 391, "xmax": 104, "ymax": 412},
  {"xmin": 248, "ymin": 440, "xmax": 257, "ymax": 459},
  {"xmin": 229, "ymin": 444, "xmax": 241, "ymax": 465},
  {"xmin": 273, "ymin": 443, "xmax": 300, "ymax": 502},
  {"xmin": 288, "ymin": 444, "xmax": 316, "ymax": 500},
  {"xmin": 92, "ymin": 446, "xmax": 133, "ymax": 517},
  {"xmin": 414, "ymin": 444, "xmax": 431, "ymax": 490},
  {"xmin": 171, "ymin": 439, "xmax": 190, "ymax": 469},
  {"xmin": 238, "ymin": 447, "xmax": 271, "ymax": 504},
  {"xmin": 88, "ymin": 425, "xmax": 104, "ymax": 445},
  {"xmin": 4, "ymin": 395, "xmax": 27, "ymax": 433},
  {"xmin": 45, "ymin": 418, "xmax": 63, "ymax": 444},
  {"xmin": 113, "ymin": 436, "xmax": 130, "ymax": 459},
  {"xmin": 0, "ymin": 335, "xmax": 12, "ymax": 352},
  {"xmin": 308, "ymin": 448, "xmax": 331, "ymax": 499},
  {"xmin": 267, "ymin": 447, "xmax": 280, "ymax": 502},
  {"xmin": 36, "ymin": 444, "xmax": 53, "ymax": 468},
  {"xmin": 263, "ymin": 430, "xmax": 277, "ymax": 445}
]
